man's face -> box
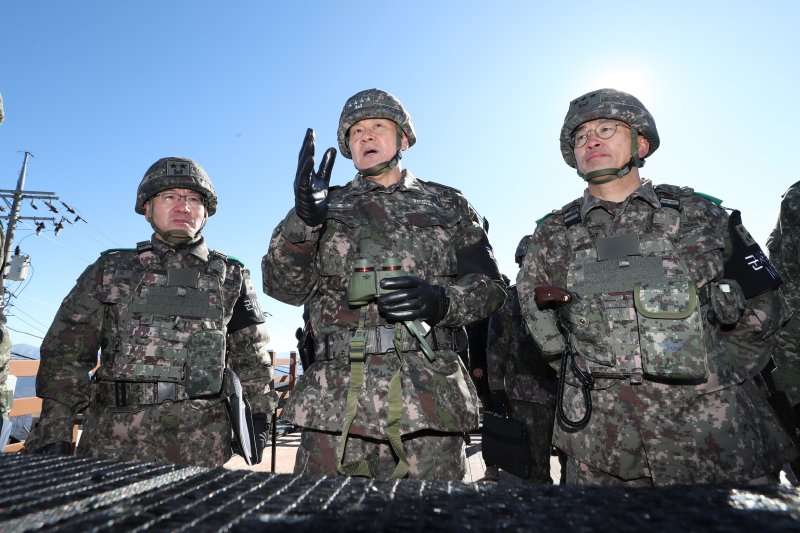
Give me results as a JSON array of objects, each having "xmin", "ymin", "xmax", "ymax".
[
  {"xmin": 144, "ymin": 187, "xmax": 206, "ymax": 237},
  {"xmin": 572, "ymin": 118, "xmax": 648, "ymax": 175},
  {"xmin": 349, "ymin": 118, "xmax": 408, "ymax": 170}
]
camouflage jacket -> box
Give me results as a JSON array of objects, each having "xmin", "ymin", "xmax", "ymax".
[
  {"xmin": 486, "ymin": 285, "xmax": 557, "ymax": 405},
  {"xmin": 26, "ymin": 236, "xmax": 274, "ymax": 452},
  {"xmin": 768, "ymin": 180, "xmax": 800, "ymax": 405},
  {"xmin": 516, "ymin": 180, "xmax": 794, "ymax": 482},
  {"xmin": 263, "ymin": 170, "xmax": 506, "ymax": 437}
]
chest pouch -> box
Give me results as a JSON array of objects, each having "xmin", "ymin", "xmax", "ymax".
[
  {"xmin": 184, "ymin": 330, "xmax": 226, "ymax": 397},
  {"xmin": 634, "ymin": 279, "xmax": 709, "ymax": 382}
]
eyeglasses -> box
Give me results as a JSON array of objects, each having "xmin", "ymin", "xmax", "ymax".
[
  {"xmin": 155, "ymin": 192, "xmax": 205, "ymax": 208},
  {"xmin": 570, "ymin": 121, "xmax": 630, "ymax": 148}
]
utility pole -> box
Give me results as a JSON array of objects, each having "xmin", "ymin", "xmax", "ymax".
[{"xmin": 0, "ymin": 152, "xmax": 59, "ymax": 279}]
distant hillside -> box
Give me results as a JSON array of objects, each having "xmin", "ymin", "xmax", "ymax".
[{"xmin": 11, "ymin": 343, "xmax": 40, "ymax": 360}]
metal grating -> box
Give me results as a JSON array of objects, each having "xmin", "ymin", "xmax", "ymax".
[{"xmin": 1, "ymin": 454, "xmax": 799, "ymax": 532}]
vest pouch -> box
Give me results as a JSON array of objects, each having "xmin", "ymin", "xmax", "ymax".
[
  {"xmin": 184, "ymin": 330, "xmax": 226, "ymax": 398},
  {"xmin": 523, "ymin": 307, "xmax": 566, "ymax": 361},
  {"xmin": 634, "ymin": 280, "xmax": 709, "ymax": 381},
  {"xmin": 565, "ymin": 296, "xmax": 615, "ymax": 367},
  {"xmin": 708, "ymin": 279, "xmax": 746, "ymax": 326}
]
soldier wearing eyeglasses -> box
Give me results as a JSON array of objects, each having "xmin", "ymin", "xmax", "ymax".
[
  {"xmin": 516, "ymin": 88, "xmax": 796, "ymax": 485},
  {"xmin": 25, "ymin": 157, "xmax": 276, "ymax": 467}
]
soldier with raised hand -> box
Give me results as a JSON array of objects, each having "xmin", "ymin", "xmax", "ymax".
[
  {"xmin": 24, "ymin": 157, "xmax": 276, "ymax": 466},
  {"xmin": 263, "ymin": 88, "xmax": 505, "ymax": 481},
  {"xmin": 486, "ymin": 235, "xmax": 558, "ymax": 483},
  {"xmin": 517, "ymin": 88, "xmax": 796, "ymax": 485}
]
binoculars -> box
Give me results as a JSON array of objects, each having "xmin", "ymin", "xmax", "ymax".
[{"xmin": 347, "ymin": 258, "xmax": 407, "ymax": 307}]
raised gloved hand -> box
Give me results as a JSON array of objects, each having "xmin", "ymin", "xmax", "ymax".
[
  {"xmin": 490, "ymin": 390, "xmax": 512, "ymax": 417},
  {"xmin": 33, "ymin": 440, "xmax": 72, "ymax": 456},
  {"xmin": 377, "ymin": 276, "xmax": 449, "ymax": 325},
  {"xmin": 294, "ymin": 128, "xmax": 336, "ymax": 227},
  {"xmin": 252, "ymin": 413, "xmax": 271, "ymax": 464}
]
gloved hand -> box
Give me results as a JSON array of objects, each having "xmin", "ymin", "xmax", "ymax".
[
  {"xmin": 294, "ymin": 128, "xmax": 337, "ymax": 227},
  {"xmin": 377, "ymin": 276, "xmax": 449, "ymax": 325},
  {"xmin": 252, "ymin": 413, "xmax": 271, "ymax": 464},
  {"xmin": 33, "ymin": 440, "xmax": 72, "ymax": 456},
  {"xmin": 490, "ymin": 390, "xmax": 512, "ymax": 417}
]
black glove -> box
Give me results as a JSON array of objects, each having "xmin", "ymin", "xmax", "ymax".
[
  {"xmin": 294, "ymin": 128, "xmax": 336, "ymax": 227},
  {"xmin": 252, "ymin": 413, "xmax": 271, "ymax": 464},
  {"xmin": 377, "ymin": 276, "xmax": 449, "ymax": 325},
  {"xmin": 34, "ymin": 440, "xmax": 72, "ymax": 456},
  {"xmin": 490, "ymin": 390, "xmax": 512, "ymax": 417}
]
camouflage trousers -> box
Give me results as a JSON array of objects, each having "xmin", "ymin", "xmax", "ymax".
[
  {"xmin": 78, "ymin": 399, "xmax": 232, "ymax": 467},
  {"xmin": 565, "ymin": 456, "xmax": 780, "ymax": 486},
  {"xmin": 511, "ymin": 399, "xmax": 556, "ymax": 484},
  {"xmin": 294, "ymin": 428, "xmax": 467, "ymax": 481},
  {"xmin": 560, "ymin": 379, "xmax": 796, "ymax": 485}
]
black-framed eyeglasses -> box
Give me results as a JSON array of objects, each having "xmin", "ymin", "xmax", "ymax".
[
  {"xmin": 155, "ymin": 192, "xmax": 205, "ymax": 208},
  {"xmin": 570, "ymin": 121, "xmax": 630, "ymax": 148}
]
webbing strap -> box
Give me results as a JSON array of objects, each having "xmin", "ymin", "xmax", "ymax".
[
  {"xmin": 386, "ymin": 327, "xmax": 410, "ymax": 479},
  {"xmin": 337, "ymin": 309, "xmax": 372, "ymax": 477},
  {"xmin": 337, "ymin": 309, "xmax": 410, "ymax": 479}
]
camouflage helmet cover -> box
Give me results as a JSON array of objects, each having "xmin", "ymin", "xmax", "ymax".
[
  {"xmin": 337, "ymin": 89, "xmax": 416, "ymax": 159},
  {"xmin": 560, "ymin": 88, "xmax": 660, "ymax": 168},
  {"xmin": 515, "ymin": 235, "xmax": 531, "ymax": 265},
  {"xmin": 135, "ymin": 157, "xmax": 217, "ymax": 215}
]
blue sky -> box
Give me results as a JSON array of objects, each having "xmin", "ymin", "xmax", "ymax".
[{"xmin": 1, "ymin": 0, "xmax": 798, "ymax": 352}]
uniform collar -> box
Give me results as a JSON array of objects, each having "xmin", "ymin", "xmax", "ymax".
[
  {"xmin": 580, "ymin": 179, "xmax": 660, "ymax": 220},
  {"xmin": 350, "ymin": 169, "xmax": 424, "ymax": 195},
  {"xmin": 150, "ymin": 235, "xmax": 210, "ymax": 262}
]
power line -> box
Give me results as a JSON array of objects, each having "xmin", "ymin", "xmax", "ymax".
[{"xmin": 6, "ymin": 325, "xmax": 44, "ymax": 340}]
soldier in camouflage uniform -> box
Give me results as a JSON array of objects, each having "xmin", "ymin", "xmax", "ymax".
[
  {"xmin": 0, "ymin": 91, "xmax": 12, "ymax": 447},
  {"xmin": 768, "ymin": 182, "xmax": 800, "ymax": 435},
  {"xmin": 486, "ymin": 235, "xmax": 558, "ymax": 483},
  {"xmin": 24, "ymin": 157, "xmax": 276, "ymax": 466},
  {"xmin": 517, "ymin": 88, "xmax": 796, "ymax": 485},
  {"xmin": 263, "ymin": 89, "xmax": 505, "ymax": 481}
]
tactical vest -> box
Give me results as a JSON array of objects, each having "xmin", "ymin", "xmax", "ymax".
[
  {"xmin": 562, "ymin": 187, "xmax": 710, "ymax": 382},
  {"xmin": 101, "ymin": 241, "xmax": 228, "ymax": 398}
]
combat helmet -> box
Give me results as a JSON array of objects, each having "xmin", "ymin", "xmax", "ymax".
[
  {"xmin": 514, "ymin": 235, "xmax": 531, "ymax": 266},
  {"xmin": 560, "ymin": 88, "xmax": 660, "ymax": 184},
  {"xmin": 135, "ymin": 157, "xmax": 217, "ymax": 216},
  {"xmin": 337, "ymin": 89, "xmax": 416, "ymax": 176}
]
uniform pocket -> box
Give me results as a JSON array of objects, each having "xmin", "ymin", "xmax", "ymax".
[
  {"xmin": 185, "ymin": 330, "xmax": 226, "ymax": 397},
  {"xmin": 635, "ymin": 280, "xmax": 709, "ymax": 381}
]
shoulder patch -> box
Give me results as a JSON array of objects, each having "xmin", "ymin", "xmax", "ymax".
[
  {"xmin": 100, "ymin": 247, "xmax": 136, "ymax": 256},
  {"xmin": 418, "ymin": 179, "xmax": 463, "ymax": 195},
  {"xmin": 693, "ymin": 191, "xmax": 723, "ymax": 206},
  {"xmin": 535, "ymin": 211, "xmax": 555, "ymax": 225},
  {"xmin": 211, "ymin": 249, "xmax": 244, "ymax": 267}
]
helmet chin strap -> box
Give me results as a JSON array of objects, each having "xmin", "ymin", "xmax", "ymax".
[
  {"xmin": 355, "ymin": 125, "xmax": 404, "ymax": 178},
  {"xmin": 577, "ymin": 127, "xmax": 644, "ymax": 185},
  {"xmin": 148, "ymin": 213, "xmax": 207, "ymax": 245}
]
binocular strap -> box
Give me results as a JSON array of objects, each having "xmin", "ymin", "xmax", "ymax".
[{"xmin": 337, "ymin": 308, "xmax": 410, "ymax": 479}]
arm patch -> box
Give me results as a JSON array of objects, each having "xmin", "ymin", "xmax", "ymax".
[
  {"xmin": 229, "ymin": 290, "xmax": 266, "ymax": 334},
  {"xmin": 456, "ymin": 233, "xmax": 501, "ymax": 280}
]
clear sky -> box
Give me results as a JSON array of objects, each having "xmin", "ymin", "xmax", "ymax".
[{"xmin": 1, "ymin": 0, "xmax": 798, "ymax": 353}]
